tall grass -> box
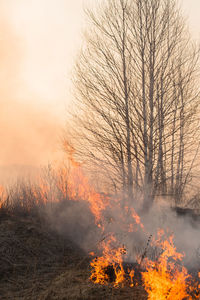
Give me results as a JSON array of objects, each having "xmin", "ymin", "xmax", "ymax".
[{"xmin": 0, "ymin": 163, "xmax": 72, "ymax": 217}]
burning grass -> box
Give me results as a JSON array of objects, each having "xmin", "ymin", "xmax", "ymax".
[
  {"xmin": 90, "ymin": 235, "xmax": 127, "ymax": 286},
  {"xmin": 141, "ymin": 230, "xmax": 198, "ymax": 299},
  {"xmin": 0, "ymin": 148, "xmax": 200, "ymax": 299},
  {"xmin": 89, "ymin": 231, "xmax": 200, "ymax": 299}
]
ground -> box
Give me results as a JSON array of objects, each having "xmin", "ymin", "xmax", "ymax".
[{"xmin": 0, "ymin": 210, "xmax": 147, "ymax": 300}]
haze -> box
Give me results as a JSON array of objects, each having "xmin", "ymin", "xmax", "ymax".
[{"xmin": 0, "ymin": 0, "xmax": 199, "ymax": 171}]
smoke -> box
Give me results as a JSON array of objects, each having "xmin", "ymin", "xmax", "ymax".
[
  {"xmin": 46, "ymin": 189, "xmax": 200, "ymax": 272},
  {"xmin": 0, "ymin": 6, "xmax": 64, "ymax": 183},
  {"xmin": 1, "ymin": 0, "xmax": 199, "ymax": 276},
  {"xmin": 47, "ymin": 199, "xmax": 100, "ymax": 252},
  {"xmin": 143, "ymin": 204, "xmax": 200, "ymax": 270}
]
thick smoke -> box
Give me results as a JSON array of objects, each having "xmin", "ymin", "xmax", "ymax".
[
  {"xmin": 1, "ymin": 0, "xmax": 199, "ymax": 276},
  {"xmin": 0, "ymin": 8, "xmax": 63, "ymax": 183},
  {"xmin": 46, "ymin": 189, "xmax": 200, "ymax": 272}
]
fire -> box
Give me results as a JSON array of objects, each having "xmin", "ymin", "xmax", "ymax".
[
  {"xmin": 1, "ymin": 141, "xmax": 199, "ymax": 298},
  {"xmin": 198, "ymin": 272, "xmax": 200, "ymax": 289},
  {"xmin": 62, "ymin": 143, "xmax": 110, "ymax": 226},
  {"xmin": 62, "ymin": 163, "xmax": 109, "ymax": 226},
  {"xmin": 89, "ymin": 198, "xmax": 145, "ymax": 287},
  {"xmin": 31, "ymin": 149, "xmax": 109, "ymax": 226},
  {"xmin": 142, "ymin": 230, "xmax": 191, "ymax": 300},
  {"xmin": 129, "ymin": 269, "xmax": 135, "ymax": 287},
  {"xmin": 90, "ymin": 256, "xmax": 110, "ymax": 284},
  {"xmin": 125, "ymin": 206, "xmax": 144, "ymax": 231},
  {"xmin": 90, "ymin": 235, "xmax": 127, "ymax": 286}
]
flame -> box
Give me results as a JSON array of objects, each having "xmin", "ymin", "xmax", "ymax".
[
  {"xmin": 90, "ymin": 223, "xmax": 199, "ymax": 296},
  {"xmin": 1, "ymin": 141, "xmax": 199, "ymax": 298},
  {"xmin": 90, "ymin": 235, "xmax": 128, "ymax": 286},
  {"xmin": 129, "ymin": 269, "xmax": 135, "ymax": 287},
  {"xmin": 198, "ymin": 272, "xmax": 200, "ymax": 289},
  {"xmin": 30, "ymin": 150, "xmax": 109, "ymax": 226},
  {"xmin": 0, "ymin": 141, "xmax": 109, "ymax": 224},
  {"xmin": 90, "ymin": 256, "xmax": 110, "ymax": 284},
  {"xmin": 89, "ymin": 197, "xmax": 144, "ymax": 287},
  {"xmin": 142, "ymin": 231, "xmax": 191, "ymax": 300},
  {"xmin": 125, "ymin": 206, "xmax": 144, "ymax": 231},
  {"xmin": 62, "ymin": 143, "xmax": 110, "ymax": 226}
]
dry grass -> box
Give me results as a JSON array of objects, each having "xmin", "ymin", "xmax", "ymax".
[
  {"xmin": 1, "ymin": 176, "xmax": 199, "ymax": 299},
  {"xmin": 0, "ymin": 209, "xmax": 87, "ymax": 299},
  {"xmin": 0, "ymin": 210, "xmax": 148, "ymax": 300},
  {"xmin": 38, "ymin": 269, "xmax": 147, "ymax": 300}
]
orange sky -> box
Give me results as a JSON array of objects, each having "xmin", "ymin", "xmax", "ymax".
[{"xmin": 0, "ymin": 0, "xmax": 199, "ymax": 168}]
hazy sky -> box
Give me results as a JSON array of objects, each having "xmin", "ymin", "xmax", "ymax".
[{"xmin": 0, "ymin": 0, "xmax": 200, "ymax": 167}]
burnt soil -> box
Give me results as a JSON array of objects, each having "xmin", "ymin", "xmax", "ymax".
[{"xmin": 0, "ymin": 210, "xmax": 147, "ymax": 300}]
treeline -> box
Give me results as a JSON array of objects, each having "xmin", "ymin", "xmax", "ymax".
[{"xmin": 69, "ymin": 0, "xmax": 200, "ymax": 212}]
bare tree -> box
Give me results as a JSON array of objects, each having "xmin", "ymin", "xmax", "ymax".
[{"xmin": 69, "ymin": 0, "xmax": 200, "ymax": 212}]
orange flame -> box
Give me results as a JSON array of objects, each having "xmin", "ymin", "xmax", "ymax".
[
  {"xmin": 125, "ymin": 206, "xmax": 144, "ymax": 231},
  {"xmin": 142, "ymin": 231, "xmax": 191, "ymax": 300},
  {"xmin": 35, "ymin": 147, "xmax": 200, "ymax": 297},
  {"xmin": 129, "ymin": 269, "xmax": 135, "ymax": 287},
  {"xmin": 1, "ymin": 141, "xmax": 199, "ymax": 298},
  {"xmin": 62, "ymin": 143, "xmax": 110, "ymax": 226},
  {"xmin": 90, "ymin": 235, "xmax": 128, "ymax": 286},
  {"xmin": 198, "ymin": 272, "xmax": 200, "ymax": 289}
]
